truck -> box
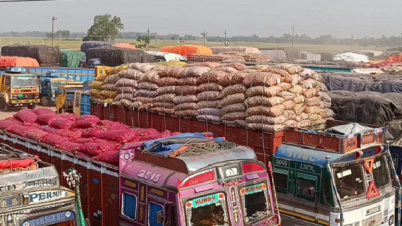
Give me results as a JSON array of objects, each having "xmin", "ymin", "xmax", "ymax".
[
  {"xmin": 55, "ymin": 84, "xmax": 84, "ymax": 114},
  {"xmin": 38, "ymin": 70, "xmax": 92, "ymax": 106},
  {"xmin": 0, "ymin": 67, "xmax": 40, "ymax": 111},
  {"xmin": 0, "ymin": 143, "xmax": 78, "ymax": 226},
  {"xmin": 89, "ymin": 103, "xmax": 400, "ymax": 226}
]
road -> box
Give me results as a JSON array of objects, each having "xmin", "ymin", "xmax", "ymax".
[
  {"xmin": 0, "ymin": 106, "xmax": 55, "ymax": 119},
  {"xmin": 282, "ymin": 215, "xmax": 322, "ymax": 226}
]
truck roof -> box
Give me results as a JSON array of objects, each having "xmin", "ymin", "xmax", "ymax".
[
  {"xmin": 274, "ymin": 144, "xmax": 383, "ymax": 168},
  {"xmin": 123, "ymin": 133, "xmax": 257, "ymax": 175}
]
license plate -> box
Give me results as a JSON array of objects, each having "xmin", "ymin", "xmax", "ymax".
[{"xmin": 20, "ymin": 210, "xmax": 75, "ymax": 226}]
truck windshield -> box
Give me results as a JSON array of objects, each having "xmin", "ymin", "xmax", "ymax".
[
  {"xmin": 373, "ymin": 155, "xmax": 390, "ymax": 189},
  {"xmin": 334, "ymin": 164, "xmax": 365, "ymax": 201},
  {"xmin": 184, "ymin": 192, "xmax": 229, "ymax": 226},
  {"xmin": 240, "ymin": 183, "xmax": 271, "ymax": 223},
  {"xmin": 12, "ymin": 76, "xmax": 39, "ymax": 87}
]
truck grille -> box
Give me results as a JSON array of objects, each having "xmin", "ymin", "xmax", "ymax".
[
  {"xmin": 362, "ymin": 213, "xmax": 382, "ymax": 226},
  {"xmin": 19, "ymin": 94, "xmax": 34, "ymax": 99}
]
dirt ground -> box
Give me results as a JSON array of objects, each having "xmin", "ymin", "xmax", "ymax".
[{"xmin": 0, "ymin": 106, "xmax": 56, "ymax": 120}]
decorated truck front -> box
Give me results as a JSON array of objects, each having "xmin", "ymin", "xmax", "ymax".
[
  {"xmin": 0, "ymin": 143, "xmax": 76, "ymax": 226},
  {"xmin": 272, "ymin": 144, "xmax": 395, "ymax": 226},
  {"xmin": 119, "ymin": 133, "xmax": 280, "ymax": 226}
]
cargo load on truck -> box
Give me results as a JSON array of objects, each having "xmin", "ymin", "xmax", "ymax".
[
  {"xmin": 1, "ymin": 45, "xmax": 61, "ymax": 67},
  {"xmin": 81, "ymin": 41, "xmax": 136, "ymax": 54},
  {"xmin": 86, "ymin": 47, "xmax": 155, "ymax": 67},
  {"xmin": 0, "ymin": 56, "xmax": 39, "ymax": 68},
  {"xmin": 89, "ymin": 63, "xmax": 334, "ymax": 133},
  {"xmin": 60, "ymin": 49, "xmax": 86, "ymax": 68}
]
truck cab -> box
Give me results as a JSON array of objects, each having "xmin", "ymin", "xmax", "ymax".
[
  {"xmin": 39, "ymin": 71, "xmax": 85, "ymax": 106},
  {"xmin": 40, "ymin": 74, "xmax": 67, "ymax": 106},
  {"xmin": 56, "ymin": 84, "xmax": 83, "ymax": 114},
  {"xmin": 0, "ymin": 67, "xmax": 40, "ymax": 111}
]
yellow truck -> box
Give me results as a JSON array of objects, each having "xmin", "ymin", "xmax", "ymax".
[
  {"xmin": 55, "ymin": 84, "xmax": 83, "ymax": 114},
  {"xmin": 0, "ymin": 67, "xmax": 40, "ymax": 111}
]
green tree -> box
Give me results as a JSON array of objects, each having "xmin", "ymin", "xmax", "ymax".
[
  {"xmin": 84, "ymin": 14, "xmax": 124, "ymax": 41},
  {"xmin": 136, "ymin": 35, "xmax": 150, "ymax": 50}
]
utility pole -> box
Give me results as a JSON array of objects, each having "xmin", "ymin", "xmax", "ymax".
[
  {"xmin": 147, "ymin": 27, "xmax": 150, "ymax": 50},
  {"xmin": 351, "ymin": 33, "xmax": 353, "ymax": 50},
  {"xmin": 224, "ymin": 29, "xmax": 228, "ymax": 46},
  {"xmin": 51, "ymin": 16, "xmax": 57, "ymax": 46},
  {"xmin": 201, "ymin": 31, "xmax": 207, "ymax": 46},
  {"xmin": 292, "ymin": 25, "xmax": 294, "ymax": 48}
]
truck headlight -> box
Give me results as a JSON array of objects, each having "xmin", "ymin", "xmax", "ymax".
[{"xmin": 389, "ymin": 215, "xmax": 394, "ymax": 225}]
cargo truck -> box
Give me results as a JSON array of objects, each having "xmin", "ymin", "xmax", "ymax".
[
  {"xmin": 38, "ymin": 70, "xmax": 93, "ymax": 106},
  {"xmin": 0, "ymin": 143, "xmax": 78, "ymax": 226},
  {"xmin": 0, "ymin": 67, "xmax": 40, "ymax": 111}
]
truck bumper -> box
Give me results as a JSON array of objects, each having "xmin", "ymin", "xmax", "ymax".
[{"xmin": 11, "ymin": 99, "xmax": 40, "ymax": 105}]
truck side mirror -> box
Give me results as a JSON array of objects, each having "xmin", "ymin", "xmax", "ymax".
[{"xmin": 156, "ymin": 211, "xmax": 164, "ymax": 224}]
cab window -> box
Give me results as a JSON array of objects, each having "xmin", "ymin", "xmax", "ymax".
[
  {"xmin": 296, "ymin": 173, "xmax": 317, "ymax": 200},
  {"xmin": 5, "ymin": 77, "xmax": 10, "ymax": 86},
  {"xmin": 273, "ymin": 169, "xmax": 288, "ymax": 191},
  {"xmin": 322, "ymin": 178, "xmax": 332, "ymax": 205},
  {"xmin": 42, "ymin": 81, "xmax": 51, "ymax": 88},
  {"xmin": 121, "ymin": 192, "xmax": 137, "ymax": 220},
  {"xmin": 149, "ymin": 202, "xmax": 163, "ymax": 226}
]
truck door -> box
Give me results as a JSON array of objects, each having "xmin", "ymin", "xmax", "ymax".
[
  {"xmin": 164, "ymin": 203, "xmax": 178, "ymax": 226},
  {"xmin": 73, "ymin": 91, "xmax": 81, "ymax": 117}
]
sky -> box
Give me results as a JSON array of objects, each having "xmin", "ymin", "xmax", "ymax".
[{"xmin": 0, "ymin": 0, "xmax": 401, "ymax": 38}]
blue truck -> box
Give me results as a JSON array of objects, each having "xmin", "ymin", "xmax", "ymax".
[{"xmin": 0, "ymin": 67, "xmax": 96, "ymax": 106}]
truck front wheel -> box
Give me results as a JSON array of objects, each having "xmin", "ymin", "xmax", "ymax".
[
  {"xmin": 41, "ymin": 96, "xmax": 51, "ymax": 106},
  {"xmin": 0, "ymin": 99, "xmax": 9, "ymax": 112}
]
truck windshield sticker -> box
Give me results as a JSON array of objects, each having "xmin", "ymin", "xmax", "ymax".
[
  {"xmin": 242, "ymin": 183, "xmax": 266, "ymax": 195},
  {"xmin": 20, "ymin": 210, "xmax": 75, "ymax": 226},
  {"xmin": 29, "ymin": 190, "xmax": 73, "ymax": 204},
  {"xmin": 191, "ymin": 193, "xmax": 220, "ymax": 208}
]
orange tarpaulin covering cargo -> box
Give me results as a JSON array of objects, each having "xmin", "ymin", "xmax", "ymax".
[
  {"xmin": 111, "ymin": 43, "xmax": 136, "ymax": 50},
  {"xmin": 0, "ymin": 56, "xmax": 39, "ymax": 68},
  {"xmin": 161, "ymin": 46, "xmax": 175, "ymax": 53},
  {"xmin": 387, "ymin": 53, "xmax": 402, "ymax": 62},
  {"xmin": 161, "ymin": 45, "xmax": 212, "ymax": 55}
]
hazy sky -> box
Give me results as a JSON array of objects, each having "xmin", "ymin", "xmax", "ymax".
[{"xmin": 0, "ymin": 0, "xmax": 401, "ymax": 38}]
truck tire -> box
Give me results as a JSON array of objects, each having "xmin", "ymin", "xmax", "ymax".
[
  {"xmin": 28, "ymin": 104, "xmax": 36, "ymax": 110},
  {"xmin": 0, "ymin": 99, "xmax": 9, "ymax": 112},
  {"xmin": 41, "ymin": 96, "xmax": 51, "ymax": 106}
]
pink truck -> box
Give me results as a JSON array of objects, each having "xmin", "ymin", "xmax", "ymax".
[{"xmin": 118, "ymin": 133, "xmax": 281, "ymax": 226}]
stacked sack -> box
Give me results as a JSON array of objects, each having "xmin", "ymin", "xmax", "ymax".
[
  {"xmin": 154, "ymin": 67, "xmax": 182, "ymax": 114},
  {"xmin": 113, "ymin": 69, "xmax": 144, "ymax": 108},
  {"xmin": 89, "ymin": 76, "xmax": 104, "ymax": 103},
  {"xmin": 299, "ymin": 68, "xmax": 334, "ymax": 127},
  {"xmin": 173, "ymin": 66, "xmax": 211, "ymax": 118},
  {"xmin": 131, "ymin": 63, "xmax": 157, "ymax": 109},
  {"xmin": 101, "ymin": 72, "xmax": 120, "ymax": 104},
  {"xmin": 242, "ymin": 64, "xmax": 333, "ymax": 132},
  {"xmin": 195, "ymin": 68, "xmax": 229, "ymax": 123},
  {"xmin": 219, "ymin": 69, "xmax": 253, "ymax": 127}
]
